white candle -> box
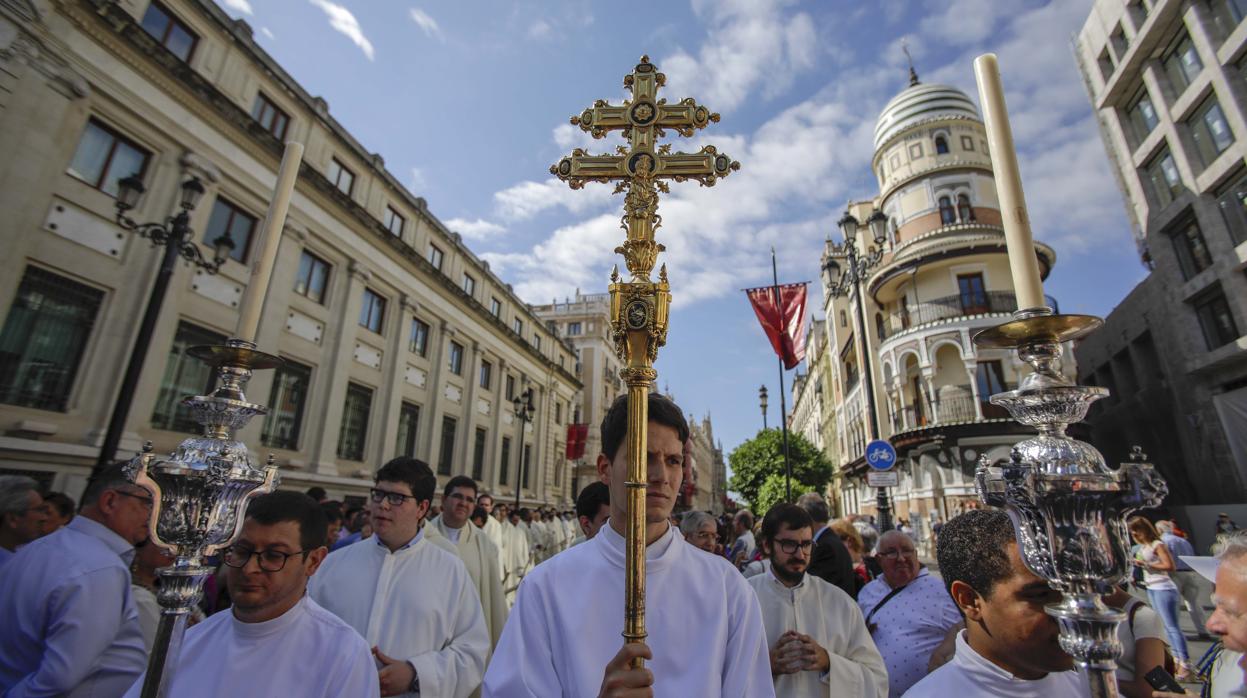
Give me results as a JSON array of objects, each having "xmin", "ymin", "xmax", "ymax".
[
  {"xmin": 973, "ymin": 54, "xmax": 1046, "ymax": 312},
  {"xmin": 234, "ymin": 141, "xmax": 304, "ymax": 343}
]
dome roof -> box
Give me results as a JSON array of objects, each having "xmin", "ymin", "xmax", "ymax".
[{"xmin": 873, "ymin": 82, "xmax": 980, "ymax": 151}]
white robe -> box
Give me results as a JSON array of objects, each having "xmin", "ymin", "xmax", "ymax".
[
  {"xmin": 902, "ymin": 631, "xmax": 1092, "ymax": 697},
  {"xmin": 747, "ymin": 569, "xmax": 888, "ymax": 698},
  {"xmin": 122, "ymin": 596, "xmax": 378, "ymax": 698},
  {"xmin": 308, "ymin": 532, "xmax": 490, "ymax": 698},
  {"xmin": 482, "ymin": 521, "xmax": 776, "ymax": 698},
  {"xmin": 480, "ymin": 516, "xmax": 507, "ymax": 582},
  {"xmin": 429, "ymin": 515, "xmax": 509, "ymax": 648}
]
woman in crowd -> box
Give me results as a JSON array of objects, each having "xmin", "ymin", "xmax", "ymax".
[
  {"xmin": 1103, "ymin": 582, "xmax": 1169, "ymax": 697},
  {"xmin": 830, "ymin": 518, "xmax": 871, "ymax": 592},
  {"xmin": 1129, "ymin": 516, "xmax": 1195, "ymax": 681}
]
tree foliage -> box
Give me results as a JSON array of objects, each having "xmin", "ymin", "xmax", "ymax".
[
  {"xmin": 753, "ymin": 473, "xmax": 816, "ymax": 519},
  {"xmin": 727, "ymin": 428, "xmax": 833, "ymax": 513}
]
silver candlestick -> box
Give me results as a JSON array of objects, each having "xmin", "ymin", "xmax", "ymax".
[
  {"xmin": 974, "ymin": 309, "xmax": 1168, "ymax": 698},
  {"xmin": 125, "ymin": 338, "xmax": 281, "ymax": 698}
]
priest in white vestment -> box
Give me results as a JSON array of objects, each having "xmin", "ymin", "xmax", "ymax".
[
  {"xmin": 574, "ymin": 481, "xmax": 611, "ymax": 543},
  {"xmin": 429, "ymin": 476, "xmax": 508, "ymax": 647},
  {"xmin": 747, "ymin": 504, "xmax": 887, "ymax": 698},
  {"xmin": 476, "ymin": 494, "xmax": 506, "ymax": 582},
  {"xmin": 483, "ymin": 394, "xmax": 775, "ymax": 697},
  {"xmin": 903, "ymin": 509, "xmax": 1091, "ymax": 697},
  {"xmin": 309, "ymin": 458, "xmax": 490, "ymax": 698},
  {"xmin": 124, "ymin": 491, "xmax": 379, "ymax": 698}
]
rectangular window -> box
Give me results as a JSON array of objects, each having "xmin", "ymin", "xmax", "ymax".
[
  {"xmin": 151, "ymin": 321, "xmax": 227, "ymax": 432},
  {"xmin": 327, "ymin": 158, "xmax": 354, "ymax": 197},
  {"xmin": 1161, "ymin": 33, "xmax": 1203, "ymax": 96},
  {"xmin": 1169, "ymin": 219, "xmax": 1213, "ymax": 279},
  {"xmin": 438, "ymin": 416, "xmax": 457, "ymax": 475},
  {"xmin": 1209, "ymin": 0, "xmax": 1247, "ymax": 42},
  {"xmin": 1143, "ymin": 147, "xmax": 1183, "ymax": 208},
  {"xmin": 521, "ymin": 444, "xmax": 532, "ymax": 488},
  {"xmin": 908, "ymin": 143, "xmax": 923, "ymax": 159},
  {"xmin": 1194, "ymin": 288, "xmax": 1241, "ymax": 349},
  {"xmin": 976, "ymin": 361, "xmax": 1010, "ymax": 419},
  {"xmin": 1216, "ymin": 170, "xmax": 1247, "ymax": 245},
  {"xmin": 1126, "ymin": 88, "xmax": 1159, "ymax": 144},
  {"xmin": 462, "ymin": 274, "xmax": 476, "ymax": 297},
  {"xmin": 409, "ymin": 318, "xmax": 430, "ymax": 356},
  {"xmin": 384, "ymin": 206, "xmax": 405, "ymax": 237},
  {"xmin": 203, "ymin": 197, "xmax": 257, "ymax": 264},
  {"xmin": 957, "ymin": 273, "xmax": 989, "ymax": 314},
  {"xmin": 294, "ymin": 251, "xmax": 330, "ymax": 304},
  {"xmin": 448, "ymin": 341, "xmax": 464, "ymax": 375},
  {"xmin": 359, "ymin": 289, "xmax": 386, "ymax": 333},
  {"xmin": 505, "ymin": 374, "xmax": 515, "ymax": 401},
  {"xmin": 499, "ymin": 436, "xmax": 511, "ymax": 486},
  {"xmin": 513, "ymin": 318, "xmax": 523, "ymax": 335},
  {"xmin": 1190, "ymin": 96, "xmax": 1235, "ymax": 167},
  {"xmin": 337, "ymin": 383, "xmax": 372, "ymax": 461},
  {"xmin": 67, "ymin": 119, "xmax": 151, "ymax": 198},
  {"xmin": 472, "ymin": 428, "xmax": 487, "ymax": 481},
  {"xmin": 0, "ymin": 267, "xmax": 104, "ymax": 411},
  {"xmin": 261, "ymin": 360, "xmax": 311, "ymax": 450},
  {"xmin": 1097, "ymin": 47, "xmax": 1116, "ymax": 82},
  {"xmin": 396, "ymin": 402, "xmax": 420, "ymax": 457},
  {"xmin": 555, "ymin": 401, "xmax": 562, "ymax": 425},
  {"xmin": 960, "ymin": 135, "xmax": 974, "ymax": 151},
  {"xmin": 567, "ymin": 322, "xmax": 582, "ymax": 336},
  {"xmin": 139, "ymin": 1, "xmax": 198, "ymax": 62},
  {"xmin": 428, "ymin": 244, "xmax": 444, "ymax": 270},
  {"xmin": 1126, "ymin": 0, "xmax": 1148, "ymax": 28},
  {"xmin": 479, "ymin": 359, "xmax": 492, "ymax": 389},
  {"xmin": 1110, "ymin": 24, "xmax": 1129, "ymax": 61},
  {"xmin": 533, "ymin": 335, "xmax": 541, "ymax": 352},
  {"xmin": 490, "ymin": 297, "xmax": 501, "ymax": 317},
  {"xmin": 250, "ymin": 93, "xmax": 290, "ymax": 141}
]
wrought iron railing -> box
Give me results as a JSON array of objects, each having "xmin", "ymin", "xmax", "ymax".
[
  {"xmin": 882, "ymin": 292, "xmax": 1059, "ymax": 339},
  {"xmin": 888, "ymin": 392, "xmax": 1012, "ymax": 432}
]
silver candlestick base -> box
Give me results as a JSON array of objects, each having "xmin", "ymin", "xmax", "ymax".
[
  {"xmin": 125, "ymin": 338, "xmax": 281, "ymax": 698},
  {"xmin": 974, "ymin": 308, "xmax": 1168, "ymax": 698}
]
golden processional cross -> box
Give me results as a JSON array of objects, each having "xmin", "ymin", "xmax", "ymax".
[{"xmin": 551, "ymin": 55, "xmax": 739, "ymax": 664}]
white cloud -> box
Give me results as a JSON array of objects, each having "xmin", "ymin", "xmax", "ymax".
[
  {"xmin": 493, "ymin": 178, "xmax": 615, "ymax": 222},
  {"xmin": 222, "ymin": 0, "xmax": 253, "ymax": 15},
  {"xmin": 409, "ymin": 167, "xmax": 427, "ymax": 193},
  {"xmin": 260, "ymin": 27, "xmax": 275, "ymax": 40},
  {"xmin": 409, "ymin": 8, "xmax": 442, "ymax": 39},
  {"xmin": 309, "ymin": 0, "xmax": 374, "ymax": 60},
  {"xmin": 528, "ymin": 19, "xmax": 553, "ymax": 40},
  {"xmin": 445, "ymin": 217, "xmax": 507, "ymax": 241}
]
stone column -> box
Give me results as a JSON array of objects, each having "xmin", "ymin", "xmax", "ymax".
[
  {"xmin": 308, "ymin": 260, "xmax": 368, "ymax": 475},
  {"xmin": 921, "ymin": 368, "xmax": 938, "ymax": 425},
  {"xmin": 376, "ymin": 295, "xmax": 414, "ymax": 465},
  {"xmin": 420, "ymin": 319, "xmax": 451, "ymax": 461},
  {"xmin": 965, "ymin": 360, "xmax": 985, "ymax": 421},
  {"xmin": 487, "ymin": 358, "xmax": 508, "ymax": 492},
  {"xmin": 459, "ymin": 340, "xmax": 482, "ymax": 478}
]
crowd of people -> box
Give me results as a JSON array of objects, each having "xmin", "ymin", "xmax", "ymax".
[{"xmin": 0, "ymin": 392, "xmax": 1245, "ymax": 697}]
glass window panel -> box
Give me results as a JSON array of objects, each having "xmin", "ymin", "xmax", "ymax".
[
  {"xmin": 1216, "ymin": 170, "xmax": 1247, "ymax": 245},
  {"xmin": 294, "ymin": 251, "xmax": 330, "ymax": 304},
  {"xmin": 472, "ymin": 428, "xmax": 487, "ymax": 480},
  {"xmin": 438, "ymin": 416, "xmax": 457, "ymax": 475},
  {"xmin": 67, "ymin": 122, "xmax": 113, "ymax": 187},
  {"xmin": 499, "ymin": 436, "xmax": 511, "ymax": 486},
  {"xmin": 449, "ymin": 341, "xmax": 464, "ymax": 374},
  {"xmin": 409, "ymin": 318, "xmax": 429, "ymax": 355},
  {"xmin": 1195, "ymin": 291, "xmax": 1241, "ymax": 349},
  {"xmin": 151, "ymin": 321, "xmax": 226, "ymax": 432},
  {"xmin": 1127, "ymin": 89, "xmax": 1159, "ymax": 143},
  {"xmin": 261, "ymin": 360, "xmax": 311, "ymax": 449},
  {"xmin": 103, "ymin": 143, "xmax": 148, "ymax": 198},
  {"xmin": 165, "ymin": 24, "xmax": 195, "ymax": 61},
  {"xmin": 396, "ymin": 402, "xmax": 419, "ymax": 457},
  {"xmin": 140, "ymin": 3, "xmax": 171, "ymax": 39},
  {"xmin": 336, "ymin": 383, "xmax": 372, "ymax": 461},
  {"xmin": 1170, "ymin": 220, "xmax": 1213, "ymax": 279}
]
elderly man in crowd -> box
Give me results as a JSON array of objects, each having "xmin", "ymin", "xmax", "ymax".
[
  {"xmin": 730, "ymin": 509, "xmax": 756, "ymax": 567},
  {"xmin": 0, "ymin": 475, "xmax": 46, "ymax": 566},
  {"xmin": 857, "ymin": 529, "xmax": 962, "ymax": 697},
  {"xmin": 681, "ymin": 510, "xmax": 719, "ymax": 554}
]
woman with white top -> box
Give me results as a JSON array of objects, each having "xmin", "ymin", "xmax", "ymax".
[
  {"xmin": 1104, "ymin": 583, "xmax": 1168, "ymax": 697},
  {"xmin": 1129, "ymin": 516, "xmax": 1194, "ymax": 681}
]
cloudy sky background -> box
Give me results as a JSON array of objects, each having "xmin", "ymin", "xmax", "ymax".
[{"xmin": 221, "ymin": 0, "xmax": 1145, "ymax": 467}]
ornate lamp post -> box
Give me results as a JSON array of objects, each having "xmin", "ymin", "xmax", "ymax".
[
  {"xmin": 821, "ymin": 206, "xmax": 892, "ymax": 532},
  {"xmin": 94, "ymin": 174, "xmax": 235, "ymax": 473},
  {"xmin": 758, "ymin": 384, "xmax": 769, "ymax": 430},
  {"xmin": 513, "ymin": 386, "xmax": 535, "ymax": 509}
]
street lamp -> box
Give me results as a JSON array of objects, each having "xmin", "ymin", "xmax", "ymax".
[
  {"xmin": 758, "ymin": 384, "xmax": 769, "ymax": 430},
  {"xmin": 94, "ymin": 175, "xmax": 236, "ymax": 473},
  {"xmin": 822, "ymin": 205, "xmax": 893, "ymax": 531},
  {"xmin": 513, "ymin": 387, "xmax": 535, "ymax": 509}
]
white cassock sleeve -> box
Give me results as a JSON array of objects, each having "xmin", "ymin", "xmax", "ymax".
[
  {"xmin": 481, "ymin": 576, "xmax": 562, "ymax": 697},
  {"xmin": 723, "ymin": 577, "xmax": 781, "ymax": 698},
  {"xmin": 407, "ymin": 572, "xmax": 491, "ymax": 698},
  {"xmin": 822, "ymin": 602, "xmax": 888, "ymax": 698}
]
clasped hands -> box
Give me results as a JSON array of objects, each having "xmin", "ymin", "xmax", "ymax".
[{"xmin": 769, "ymin": 630, "xmax": 829, "ymax": 676}]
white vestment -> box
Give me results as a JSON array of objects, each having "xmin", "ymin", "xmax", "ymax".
[
  {"xmin": 480, "ymin": 516, "xmax": 506, "ymax": 582},
  {"xmin": 430, "ymin": 515, "xmax": 509, "ymax": 648},
  {"xmin": 122, "ymin": 596, "xmax": 378, "ymax": 698},
  {"xmin": 482, "ymin": 521, "xmax": 776, "ymax": 698},
  {"xmin": 308, "ymin": 531, "xmax": 490, "ymax": 698},
  {"xmin": 748, "ymin": 569, "xmax": 888, "ymax": 698},
  {"xmin": 902, "ymin": 631, "xmax": 1092, "ymax": 697}
]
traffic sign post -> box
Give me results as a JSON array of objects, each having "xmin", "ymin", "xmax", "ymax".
[
  {"xmin": 867, "ymin": 471, "xmax": 899, "ymax": 488},
  {"xmin": 865, "ymin": 439, "xmax": 897, "ymax": 471}
]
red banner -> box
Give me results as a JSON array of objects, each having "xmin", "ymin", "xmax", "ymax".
[
  {"xmin": 565, "ymin": 423, "xmax": 589, "ymax": 459},
  {"xmin": 745, "ymin": 283, "xmax": 808, "ymax": 370}
]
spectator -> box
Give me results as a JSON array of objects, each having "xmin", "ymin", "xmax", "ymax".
[
  {"xmin": 1130, "ymin": 516, "xmax": 1196, "ymax": 681},
  {"xmin": 321, "ymin": 502, "xmax": 344, "ymax": 545},
  {"xmin": 730, "ymin": 509, "xmax": 756, "ymax": 568},
  {"xmin": 305, "ymin": 486, "xmax": 327, "ymax": 503},
  {"xmin": 830, "ymin": 519, "xmax": 871, "ymax": 591},
  {"xmin": 40, "ymin": 491, "xmax": 75, "ymax": 534},
  {"xmin": 797, "ymin": 492, "xmax": 857, "ymax": 598},
  {"xmin": 680, "ymin": 511, "xmax": 718, "ymax": 554},
  {"xmin": 854, "ymin": 520, "xmax": 883, "ymax": 580},
  {"xmin": 1157, "ymin": 519, "xmax": 1212, "ymax": 641},
  {"xmin": 574, "ymin": 481, "xmax": 611, "ymax": 542},
  {"xmin": 0, "ymin": 475, "xmax": 46, "ymax": 565},
  {"xmin": 1102, "ymin": 583, "xmax": 1167, "ymax": 698},
  {"xmin": 130, "ymin": 538, "xmax": 175, "ymax": 651}
]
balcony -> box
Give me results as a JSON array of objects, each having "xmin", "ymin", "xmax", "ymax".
[
  {"xmin": 882, "ymin": 292, "xmax": 1059, "ymax": 339},
  {"xmin": 889, "ymin": 393, "xmax": 1011, "ymax": 433}
]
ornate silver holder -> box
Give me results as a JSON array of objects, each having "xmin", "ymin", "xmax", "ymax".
[
  {"xmin": 125, "ymin": 338, "xmax": 281, "ymax": 698},
  {"xmin": 974, "ymin": 309, "xmax": 1168, "ymax": 698}
]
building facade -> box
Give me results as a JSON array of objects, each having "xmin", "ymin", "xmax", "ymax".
[
  {"xmin": 1074, "ymin": 0, "xmax": 1247, "ymax": 504},
  {"xmin": 0, "ymin": 0, "xmax": 580, "ymax": 506},
  {"xmin": 684, "ymin": 413, "xmax": 726, "ymax": 514},
  {"xmin": 788, "ymin": 318, "xmax": 844, "ymax": 514},
  {"xmin": 819, "ymin": 76, "xmax": 1073, "ymax": 537}
]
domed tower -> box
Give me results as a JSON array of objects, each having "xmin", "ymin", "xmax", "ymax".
[{"xmin": 819, "ymin": 71, "xmax": 1066, "ymax": 534}]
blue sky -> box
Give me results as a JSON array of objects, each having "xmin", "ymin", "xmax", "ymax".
[{"xmin": 221, "ymin": 0, "xmax": 1146, "ymax": 463}]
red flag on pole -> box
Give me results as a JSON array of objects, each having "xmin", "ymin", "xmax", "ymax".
[
  {"xmin": 565, "ymin": 423, "xmax": 589, "ymax": 459},
  {"xmin": 745, "ymin": 283, "xmax": 808, "ymax": 370}
]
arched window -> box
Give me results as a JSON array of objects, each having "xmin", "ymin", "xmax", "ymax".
[
  {"xmin": 875, "ymin": 312, "xmax": 886, "ymax": 341},
  {"xmin": 957, "ymin": 194, "xmax": 975, "ymax": 222},
  {"xmin": 935, "ymin": 136, "xmax": 949, "ymax": 154},
  {"xmin": 938, "ymin": 196, "xmax": 956, "ymax": 224}
]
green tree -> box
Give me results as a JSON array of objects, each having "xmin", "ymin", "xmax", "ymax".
[
  {"xmin": 727, "ymin": 429, "xmax": 832, "ymax": 512},
  {"xmin": 753, "ymin": 473, "xmax": 816, "ymax": 519}
]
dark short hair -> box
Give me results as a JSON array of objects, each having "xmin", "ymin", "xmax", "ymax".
[
  {"xmin": 305, "ymin": 486, "xmax": 327, "ymax": 501},
  {"xmin": 936, "ymin": 508, "xmax": 1016, "ymax": 600},
  {"xmin": 375, "ymin": 457, "xmax": 436, "ymax": 504},
  {"xmin": 735, "ymin": 509, "xmax": 754, "ymax": 529},
  {"xmin": 320, "ymin": 502, "xmax": 343, "ymax": 524},
  {"xmin": 81, "ymin": 462, "xmax": 136, "ymax": 506},
  {"xmin": 42, "ymin": 492, "xmax": 76, "ymax": 518},
  {"xmin": 246, "ymin": 491, "xmax": 329, "ymax": 550},
  {"xmin": 470, "ymin": 507, "xmax": 488, "ymax": 522},
  {"xmin": 575, "ymin": 481, "xmax": 610, "ymax": 520},
  {"xmin": 797, "ymin": 494, "xmax": 830, "ymax": 525},
  {"xmin": 760, "ymin": 503, "xmax": 813, "ymax": 543},
  {"xmin": 600, "ymin": 393, "xmax": 690, "ymax": 461},
  {"xmin": 477, "ymin": 492, "xmax": 493, "ymax": 505},
  {"xmin": 443, "ymin": 475, "xmax": 478, "ymax": 499}
]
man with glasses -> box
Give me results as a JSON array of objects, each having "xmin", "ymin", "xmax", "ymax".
[
  {"xmin": 429, "ymin": 476, "xmax": 507, "ymax": 648},
  {"xmin": 680, "ymin": 510, "xmax": 718, "ymax": 554},
  {"xmin": 857, "ymin": 529, "xmax": 962, "ymax": 697},
  {"xmin": 309, "ymin": 457, "xmax": 489, "ymax": 698},
  {"xmin": 122, "ymin": 490, "xmax": 378, "ymax": 697},
  {"xmin": 0, "ymin": 463, "xmax": 148, "ymax": 696},
  {"xmin": 0, "ymin": 475, "xmax": 47, "ymax": 566},
  {"xmin": 747, "ymin": 503, "xmax": 887, "ymax": 698}
]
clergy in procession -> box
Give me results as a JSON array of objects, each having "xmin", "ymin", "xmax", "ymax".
[
  {"xmin": 429, "ymin": 476, "xmax": 508, "ymax": 647},
  {"xmin": 904, "ymin": 509, "xmax": 1092, "ymax": 697},
  {"xmin": 476, "ymin": 493, "xmax": 507, "ymax": 582},
  {"xmin": 747, "ymin": 503, "xmax": 888, "ymax": 698},
  {"xmin": 482, "ymin": 393, "xmax": 775, "ymax": 697},
  {"xmin": 574, "ymin": 480, "xmax": 611, "ymax": 542},
  {"xmin": 122, "ymin": 491, "xmax": 379, "ymax": 698},
  {"xmin": 309, "ymin": 458, "xmax": 490, "ymax": 698}
]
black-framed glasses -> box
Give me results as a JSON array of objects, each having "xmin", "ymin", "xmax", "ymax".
[
  {"xmin": 773, "ymin": 538, "xmax": 814, "ymax": 554},
  {"xmin": 221, "ymin": 545, "xmax": 311, "ymax": 572},
  {"xmin": 878, "ymin": 548, "xmax": 916, "ymax": 560},
  {"xmin": 115, "ymin": 490, "xmax": 154, "ymax": 508},
  {"xmin": 369, "ymin": 488, "xmax": 417, "ymax": 507},
  {"xmin": 446, "ymin": 492, "xmax": 476, "ymax": 505}
]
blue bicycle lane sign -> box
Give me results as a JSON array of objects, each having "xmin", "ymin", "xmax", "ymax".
[{"xmin": 865, "ymin": 440, "xmax": 897, "ymax": 471}]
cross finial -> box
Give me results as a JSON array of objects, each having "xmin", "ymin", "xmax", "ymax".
[{"xmin": 902, "ymin": 39, "xmax": 919, "ymax": 87}]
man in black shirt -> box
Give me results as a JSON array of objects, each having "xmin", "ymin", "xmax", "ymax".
[{"xmin": 797, "ymin": 493, "xmax": 858, "ymax": 598}]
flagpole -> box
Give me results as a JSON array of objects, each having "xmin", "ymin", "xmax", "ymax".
[{"xmin": 771, "ymin": 248, "xmax": 794, "ymax": 503}]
